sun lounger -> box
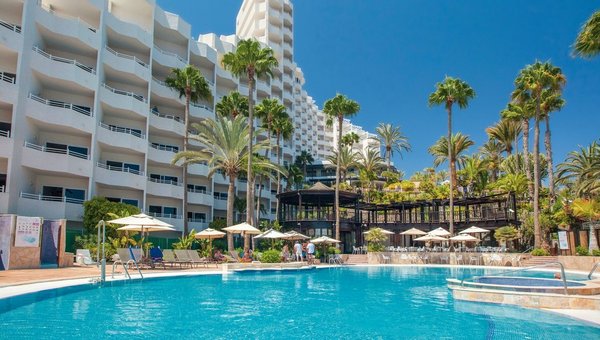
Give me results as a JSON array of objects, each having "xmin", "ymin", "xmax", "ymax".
[
  {"xmin": 162, "ymin": 249, "xmax": 191, "ymax": 268},
  {"xmin": 222, "ymin": 255, "xmax": 237, "ymax": 263},
  {"xmin": 75, "ymin": 249, "xmax": 96, "ymax": 266},
  {"xmin": 174, "ymin": 249, "xmax": 203, "ymax": 268},
  {"xmin": 186, "ymin": 250, "xmax": 215, "ymax": 268},
  {"xmin": 229, "ymin": 250, "xmax": 241, "ymax": 262},
  {"xmin": 112, "ymin": 248, "xmax": 144, "ymax": 278}
]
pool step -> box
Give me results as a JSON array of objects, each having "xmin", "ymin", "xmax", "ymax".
[
  {"xmin": 519, "ymin": 256, "xmax": 559, "ymax": 267},
  {"xmin": 345, "ymin": 254, "xmax": 368, "ymax": 265}
]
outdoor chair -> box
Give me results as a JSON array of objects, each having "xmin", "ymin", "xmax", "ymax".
[
  {"xmin": 162, "ymin": 249, "xmax": 190, "ymax": 268},
  {"xmin": 352, "ymin": 246, "xmax": 360, "ymax": 254},
  {"xmin": 439, "ymin": 255, "xmax": 449, "ymax": 264},
  {"xmin": 229, "ymin": 250, "xmax": 242, "ymax": 262},
  {"xmin": 380, "ymin": 254, "xmax": 391, "ymax": 264},
  {"xmin": 148, "ymin": 247, "xmax": 166, "ymax": 269},
  {"xmin": 489, "ymin": 254, "xmax": 502, "ymax": 266},
  {"xmin": 469, "ymin": 256, "xmax": 480, "ymax": 265},
  {"xmin": 185, "ymin": 250, "xmax": 214, "ymax": 268},
  {"xmin": 456, "ymin": 254, "xmax": 465, "ymax": 265},
  {"xmin": 419, "ymin": 254, "xmax": 429, "ymax": 264},
  {"xmin": 174, "ymin": 250, "xmax": 200, "ymax": 268},
  {"xmin": 510, "ymin": 255, "xmax": 522, "ymax": 267},
  {"xmin": 75, "ymin": 249, "xmax": 96, "ymax": 266}
]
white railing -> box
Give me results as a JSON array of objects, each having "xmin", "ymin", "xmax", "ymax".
[
  {"xmin": 33, "ymin": 46, "xmax": 95, "ymax": 74},
  {"xmin": 153, "ymin": 44, "xmax": 186, "ymax": 64},
  {"xmin": 24, "ymin": 141, "xmax": 90, "ymax": 160},
  {"xmin": 97, "ymin": 162, "xmax": 144, "ymax": 176},
  {"xmin": 149, "ymin": 143, "xmax": 179, "ymax": 153},
  {"xmin": 101, "ymin": 83, "xmax": 147, "ymax": 103},
  {"xmin": 0, "ymin": 130, "xmax": 9, "ymax": 138},
  {"xmin": 0, "ymin": 185, "xmax": 4, "ymax": 193},
  {"xmin": 148, "ymin": 177, "xmax": 182, "ymax": 186},
  {"xmin": 99, "ymin": 122, "xmax": 145, "ymax": 139},
  {"xmin": 190, "ymin": 102, "xmax": 214, "ymax": 113},
  {"xmin": 214, "ymin": 195, "xmax": 228, "ymax": 201},
  {"xmin": 105, "ymin": 46, "xmax": 149, "ymax": 68},
  {"xmin": 38, "ymin": 0, "xmax": 97, "ymax": 32},
  {"xmin": 0, "ymin": 19, "xmax": 21, "ymax": 33},
  {"xmin": 0, "ymin": 72, "xmax": 16, "ymax": 84},
  {"xmin": 187, "ymin": 218, "xmax": 207, "ymax": 223},
  {"xmin": 147, "ymin": 212, "xmax": 182, "ymax": 219},
  {"xmin": 20, "ymin": 192, "xmax": 84, "ymax": 204},
  {"xmin": 150, "ymin": 108, "xmax": 184, "ymax": 124},
  {"xmin": 152, "ymin": 76, "xmax": 167, "ymax": 87},
  {"xmin": 28, "ymin": 93, "xmax": 93, "ymax": 116},
  {"xmin": 187, "ymin": 187, "xmax": 210, "ymax": 194}
]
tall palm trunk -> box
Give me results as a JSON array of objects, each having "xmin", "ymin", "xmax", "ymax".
[
  {"xmin": 533, "ymin": 97, "xmax": 541, "ymax": 248},
  {"xmin": 335, "ymin": 115, "xmax": 343, "ymax": 245},
  {"xmin": 227, "ymin": 177, "xmax": 236, "ymax": 251},
  {"xmin": 275, "ymin": 132, "xmax": 282, "ymax": 221},
  {"xmin": 545, "ymin": 116, "xmax": 555, "ymax": 204},
  {"xmin": 386, "ymin": 146, "xmax": 391, "ymax": 170},
  {"xmin": 522, "ymin": 119, "xmax": 533, "ymax": 199},
  {"xmin": 182, "ymin": 89, "xmax": 190, "ymax": 234},
  {"xmin": 256, "ymin": 129, "xmax": 272, "ymax": 223},
  {"xmin": 447, "ymin": 106, "xmax": 455, "ymax": 235},
  {"xmin": 245, "ymin": 70, "xmax": 256, "ymax": 249}
]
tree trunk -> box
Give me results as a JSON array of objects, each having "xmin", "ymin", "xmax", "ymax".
[
  {"xmin": 255, "ymin": 177, "xmax": 262, "ymax": 224},
  {"xmin": 246, "ymin": 71, "xmax": 255, "ymax": 229},
  {"xmin": 545, "ymin": 116, "xmax": 555, "ymax": 204},
  {"xmin": 183, "ymin": 90, "xmax": 190, "ymax": 235},
  {"xmin": 533, "ymin": 97, "xmax": 541, "ymax": 248},
  {"xmin": 447, "ymin": 106, "xmax": 454, "ymax": 235},
  {"xmin": 275, "ymin": 132, "xmax": 282, "ymax": 222},
  {"xmin": 523, "ymin": 119, "xmax": 533, "ymax": 199},
  {"xmin": 227, "ymin": 176, "xmax": 236, "ymax": 251},
  {"xmin": 386, "ymin": 146, "xmax": 391, "ymax": 171},
  {"xmin": 335, "ymin": 115, "xmax": 343, "ymax": 246}
]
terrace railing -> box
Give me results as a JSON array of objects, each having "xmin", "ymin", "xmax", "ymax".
[
  {"xmin": 24, "ymin": 141, "xmax": 90, "ymax": 160},
  {"xmin": 190, "ymin": 102, "xmax": 214, "ymax": 113},
  {"xmin": 20, "ymin": 192, "xmax": 84, "ymax": 205},
  {"xmin": 101, "ymin": 83, "xmax": 147, "ymax": 103},
  {"xmin": 28, "ymin": 93, "xmax": 93, "ymax": 117},
  {"xmin": 99, "ymin": 122, "xmax": 145, "ymax": 139},
  {"xmin": 0, "ymin": 19, "xmax": 21, "ymax": 33},
  {"xmin": 148, "ymin": 177, "xmax": 182, "ymax": 186},
  {"xmin": 153, "ymin": 44, "xmax": 187, "ymax": 64},
  {"xmin": 0, "ymin": 185, "xmax": 5, "ymax": 193},
  {"xmin": 37, "ymin": 0, "xmax": 97, "ymax": 32},
  {"xmin": 97, "ymin": 162, "xmax": 144, "ymax": 176},
  {"xmin": 0, "ymin": 130, "xmax": 10, "ymax": 138},
  {"xmin": 105, "ymin": 46, "xmax": 149, "ymax": 68},
  {"xmin": 147, "ymin": 212, "xmax": 182, "ymax": 219},
  {"xmin": 187, "ymin": 187, "xmax": 210, "ymax": 194},
  {"xmin": 150, "ymin": 108, "xmax": 184, "ymax": 124},
  {"xmin": 33, "ymin": 46, "xmax": 95, "ymax": 74},
  {"xmin": 0, "ymin": 72, "xmax": 16, "ymax": 84},
  {"xmin": 149, "ymin": 143, "xmax": 179, "ymax": 153}
]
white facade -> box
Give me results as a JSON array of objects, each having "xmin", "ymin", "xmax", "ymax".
[{"xmin": 0, "ymin": 0, "xmax": 376, "ymax": 233}]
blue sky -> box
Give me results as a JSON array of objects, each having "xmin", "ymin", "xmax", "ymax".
[{"xmin": 158, "ymin": 1, "xmax": 600, "ymax": 177}]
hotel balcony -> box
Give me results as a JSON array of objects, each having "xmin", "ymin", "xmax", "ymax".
[
  {"xmin": 149, "ymin": 110, "xmax": 185, "ymax": 136},
  {"xmin": 188, "ymin": 163, "xmax": 209, "ymax": 177},
  {"xmin": 105, "ymin": 12, "xmax": 152, "ymax": 48},
  {"xmin": 151, "ymin": 77, "xmax": 183, "ymax": 104},
  {"xmin": 0, "ymin": 187, "xmax": 7, "ymax": 213},
  {"xmin": 97, "ymin": 122, "xmax": 147, "ymax": 154},
  {"xmin": 35, "ymin": 3, "xmax": 100, "ymax": 50},
  {"xmin": 213, "ymin": 172, "xmax": 228, "ymax": 185},
  {"xmin": 147, "ymin": 143, "xmax": 178, "ymax": 165},
  {"xmin": 237, "ymin": 180, "xmax": 247, "ymax": 193},
  {"xmin": 216, "ymin": 66, "xmax": 235, "ymax": 83},
  {"xmin": 153, "ymin": 44, "xmax": 186, "ymax": 69},
  {"xmin": 256, "ymin": 79, "xmax": 270, "ymax": 95},
  {"xmin": 18, "ymin": 193, "xmax": 84, "ymax": 221},
  {"xmin": 155, "ymin": 8, "xmax": 190, "ymax": 40},
  {"xmin": 104, "ymin": 46, "xmax": 150, "ymax": 81},
  {"xmin": 100, "ymin": 83, "xmax": 148, "ymax": 117},
  {"xmin": 187, "ymin": 190, "xmax": 213, "ymax": 206},
  {"xmin": 26, "ymin": 93, "xmax": 94, "ymax": 135},
  {"xmin": 147, "ymin": 177, "xmax": 184, "ymax": 199},
  {"xmin": 0, "ymin": 72, "xmax": 17, "ymax": 104},
  {"xmin": 95, "ymin": 162, "xmax": 146, "ymax": 190},
  {"xmin": 22, "ymin": 142, "xmax": 92, "ymax": 178},
  {"xmin": 31, "ymin": 46, "xmax": 97, "ymax": 91},
  {"xmin": 0, "ymin": 19, "xmax": 23, "ymax": 52},
  {"xmin": 189, "ymin": 41, "xmax": 217, "ymax": 64},
  {"xmin": 213, "ymin": 197, "xmax": 227, "ymax": 211},
  {"xmin": 0, "ymin": 129, "xmax": 13, "ymax": 158},
  {"xmin": 188, "ymin": 220, "xmax": 209, "ymax": 231},
  {"xmin": 189, "ymin": 103, "xmax": 214, "ymax": 120},
  {"xmin": 148, "ymin": 212, "xmax": 184, "ymax": 232}
]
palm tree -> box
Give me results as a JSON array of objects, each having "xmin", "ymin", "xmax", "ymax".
[
  {"xmin": 485, "ymin": 119, "xmax": 522, "ymax": 156},
  {"xmin": 253, "ymin": 154, "xmax": 280, "ymax": 224},
  {"xmin": 458, "ymin": 155, "xmax": 488, "ymax": 197},
  {"xmin": 501, "ymin": 101, "xmax": 535, "ymax": 198},
  {"xmin": 557, "ymin": 141, "xmax": 600, "ymax": 198},
  {"xmin": 171, "ymin": 115, "xmax": 278, "ymax": 251},
  {"xmin": 285, "ymin": 164, "xmax": 304, "ymax": 191},
  {"xmin": 512, "ymin": 61, "xmax": 566, "ymax": 248},
  {"xmin": 428, "ymin": 76, "xmax": 475, "ymax": 235},
  {"xmin": 479, "ymin": 139, "xmax": 504, "ymax": 182},
  {"xmin": 372, "ymin": 123, "xmax": 411, "ymax": 170},
  {"xmin": 215, "ymin": 91, "xmax": 248, "ymax": 119},
  {"xmin": 540, "ymin": 88, "xmax": 566, "ymax": 202},
  {"xmin": 428, "ymin": 133, "xmax": 475, "ymax": 187},
  {"xmin": 222, "ymin": 39, "xmax": 278, "ymax": 226},
  {"xmin": 272, "ymin": 114, "xmax": 293, "ymax": 220},
  {"xmin": 295, "ymin": 151, "xmax": 314, "ymax": 180},
  {"xmin": 323, "ymin": 94, "xmax": 360, "ymax": 244},
  {"xmin": 341, "ymin": 132, "xmax": 361, "ymax": 148},
  {"xmin": 494, "ymin": 173, "xmax": 529, "ymax": 198},
  {"xmin": 326, "ymin": 146, "xmax": 360, "ymax": 184},
  {"xmin": 165, "ymin": 65, "xmax": 212, "ymax": 234},
  {"xmin": 574, "ymin": 10, "xmax": 600, "ymax": 58},
  {"xmin": 255, "ymin": 98, "xmax": 286, "ymax": 158},
  {"xmin": 357, "ymin": 149, "xmax": 384, "ymax": 201}
]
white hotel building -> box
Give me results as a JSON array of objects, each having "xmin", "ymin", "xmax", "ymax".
[{"xmin": 0, "ymin": 0, "xmax": 377, "ymax": 236}]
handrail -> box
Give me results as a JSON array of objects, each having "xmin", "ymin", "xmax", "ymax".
[
  {"xmin": 521, "ymin": 246, "xmax": 534, "ymax": 253},
  {"xmin": 153, "ymin": 44, "xmax": 186, "ymax": 64},
  {"xmin": 0, "ymin": 130, "xmax": 9, "ymax": 138},
  {"xmin": 588, "ymin": 262, "xmax": 600, "ymax": 280},
  {"xmin": 33, "ymin": 46, "xmax": 95, "ymax": 74},
  {"xmin": 28, "ymin": 93, "xmax": 93, "ymax": 116},
  {"xmin": 20, "ymin": 192, "xmax": 84, "ymax": 204},
  {"xmin": 105, "ymin": 46, "xmax": 149, "ymax": 68},
  {"xmin": 461, "ymin": 261, "xmax": 569, "ymax": 295},
  {"xmin": 0, "ymin": 72, "xmax": 16, "ymax": 84},
  {"xmin": 0, "ymin": 19, "xmax": 21, "ymax": 33},
  {"xmin": 0, "ymin": 185, "xmax": 5, "ymax": 193},
  {"xmin": 190, "ymin": 102, "xmax": 214, "ymax": 113},
  {"xmin": 24, "ymin": 141, "xmax": 90, "ymax": 160},
  {"xmin": 37, "ymin": 0, "xmax": 97, "ymax": 32},
  {"xmin": 101, "ymin": 83, "xmax": 147, "ymax": 103},
  {"xmin": 147, "ymin": 212, "xmax": 182, "ymax": 219},
  {"xmin": 150, "ymin": 108, "xmax": 184, "ymax": 124},
  {"xmin": 149, "ymin": 143, "xmax": 179, "ymax": 152},
  {"xmin": 148, "ymin": 177, "xmax": 182, "ymax": 186},
  {"xmin": 187, "ymin": 187, "xmax": 211, "ymax": 194},
  {"xmin": 99, "ymin": 122, "xmax": 145, "ymax": 138},
  {"xmin": 97, "ymin": 162, "xmax": 144, "ymax": 176}
]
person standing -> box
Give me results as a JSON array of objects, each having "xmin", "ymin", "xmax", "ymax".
[
  {"xmin": 307, "ymin": 241, "xmax": 316, "ymax": 265},
  {"xmin": 294, "ymin": 241, "xmax": 302, "ymax": 261}
]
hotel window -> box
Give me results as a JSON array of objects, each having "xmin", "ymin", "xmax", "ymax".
[
  {"xmin": 163, "ymin": 207, "xmax": 177, "ymax": 217},
  {"xmin": 187, "ymin": 212, "xmax": 206, "ymax": 222}
]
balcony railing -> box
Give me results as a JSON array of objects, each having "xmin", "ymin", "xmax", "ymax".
[
  {"xmin": 33, "ymin": 46, "xmax": 95, "ymax": 74},
  {"xmin": 99, "ymin": 122, "xmax": 145, "ymax": 139},
  {"xmin": 20, "ymin": 192, "xmax": 84, "ymax": 204},
  {"xmin": 187, "ymin": 187, "xmax": 211, "ymax": 194},
  {"xmin": 38, "ymin": 0, "xmax": 97, "ymax": 32},
  {"xmin": 28, "ymin": 93, "xmax": 93, "ymax": 116},
  {"xmin": 150, "ymin": 108, "xmax": 184, "ymax": 124},
  {"xmin": 24, "ymin": 141, "xmax": 90, "ymax": 160},
  {"xmin": 0, "ymin": 19, "xmax": 21, "ymax": 33},
  {"xmin": 190, "ymin": 102, "xmax": 214, "ymax": 112},
  {"xmin": 105, "ymin": 46, "xmax": 149, "ymax": 68},
  {"xmin": 0, "ymin": 185, "xmax": 5, "ymax": 193},
  {"xmin": 0, "ymin": 72, "xmax": 16, "ymax": 84},
  {"xmin": 0, "ymin": 130, "xmax": 10, "ymax": 138},
  {"xmin": 188, "ymin": 218, "xmax": 207, "ymax": 223},
  {"xmin": 153, "ymin": 44, "xmax": 186, "ymax": 64},
  {"xmin": 101, "ymin": 83, "xmax": 147, "ymax": 103},
  {"xmin": 97, "ymin": 162, "xmax": 144, "ymax": 176},
  {"xmin": 149, "ymin": 143, "xmax": 179, "ymax": 153},
  {"xmin": 148, "ymin": 177, "xmax": 182, "ymax": 186},
  {"xmin": 147, "ymin": 212, "xmax": 182, "ymax": 219}
]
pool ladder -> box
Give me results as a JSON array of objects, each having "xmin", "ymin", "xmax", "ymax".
[
  {"xmin": 588, "ymin": 262, "xmax": 600, "ymax": 280},
  {"xmin": 461, "ymin": 261, "xmax": 569, "ymax": 295}
]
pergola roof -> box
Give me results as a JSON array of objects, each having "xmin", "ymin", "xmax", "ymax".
[
  {"xmin": 356, "ymin": 193, "xmax": 510, "ymax": 211},
  {"xmin": 277, "ymin": 182, "xmax": 360, "ymax": 206}
]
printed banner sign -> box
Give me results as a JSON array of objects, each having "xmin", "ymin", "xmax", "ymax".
[
  {"xmin": 0, "ymin": 216, "xmax": 12, "ymax": 270},
  {"xmin": 14, "ymin": 216, "xmax": 42, "ymax": 247},
  {"xmin": 558, "ymin": 231, "xmax": 569, "ymax": 250}
]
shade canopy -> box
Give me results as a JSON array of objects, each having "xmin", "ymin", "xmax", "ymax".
[
  {"xmin": 450, "ymin": 234, "xmax": 480, "ymax": 242},
  {"xmin": 363, "ymin": 228, "xmax": 395, "ymax": 235},
  {"xmin": 310, "ymin": 236, "xmax": 341, "ymax": 244},
  {"xmin": 414, "ymin": 234, "xmax": 448, "ymax": 242},
  {"xmin": 222, "ymin": 222, "xmax": 261, "ymax": 234},
  {"xmin": 429, "ymin": 227, "xmax": 451, "ymax": 237},
  {"xmin": 108, "ymin": 213, "xmax": 172, "ymax": 227},
  {"xmin": 400, "ymin": 228, "xmax": 427, "ymax": 236},
  {"xmin": 117, "ymin": 225, "xmax": 175, "ymax": 232},
  {"xmin": 195, "ymin": 228, "xmax": 226, "ymax": 239},
  {"xmin": 459, "ymin": 226, "xmax": 490, "ymax": 234},
  {"xmin": 282, "ymin": 231, "xmax": 310, "ymax": 240},
  {"xmin": 254, "ymin": 229, "xmax": 287, "ymax": 239}
]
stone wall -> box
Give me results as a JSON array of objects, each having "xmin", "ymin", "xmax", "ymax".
[
  {"xmin": 558, "ymin": 256, "xmax": 600, "ymax": 271},
  {"xmin": 368, "ymin": 252, "xmax": 527, "ymax": 266}
]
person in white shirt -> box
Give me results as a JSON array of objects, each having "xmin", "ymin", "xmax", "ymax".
[
  {"xmin": 294, "ymin": 241, "xmax": 303, "ymax": 261},
  {"xmin": 307, "ymin": 241, "xmax": 316, "ymax": 264}
]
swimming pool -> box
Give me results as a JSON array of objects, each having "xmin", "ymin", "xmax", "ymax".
[{"xmin": 1, "ymin": 267, "xmax": 599, "ymax": 338}]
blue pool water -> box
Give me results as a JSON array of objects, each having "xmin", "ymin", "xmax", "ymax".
[{"xmin": 0, "ymin": 267, "xmax": 599, "ymax": 339}]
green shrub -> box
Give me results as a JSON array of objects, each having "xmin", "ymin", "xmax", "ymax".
[
  {"xmin": 576, "ymin": 245, "xmax": 589, "ymax": 256},
  {"xmin": 531, "ymin": 248, "xmax": 550, "ymax": 256},
  {"xmin": 592, "ymin": 249, "xmax": 600, "ymax": 256},
  {"xmin": 327, "ymin": 246, "xmax": 341, "ymax": 254},
  {"xmin": 261, "ymin": 249, "xmax": 281, "ymax": 263}
]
